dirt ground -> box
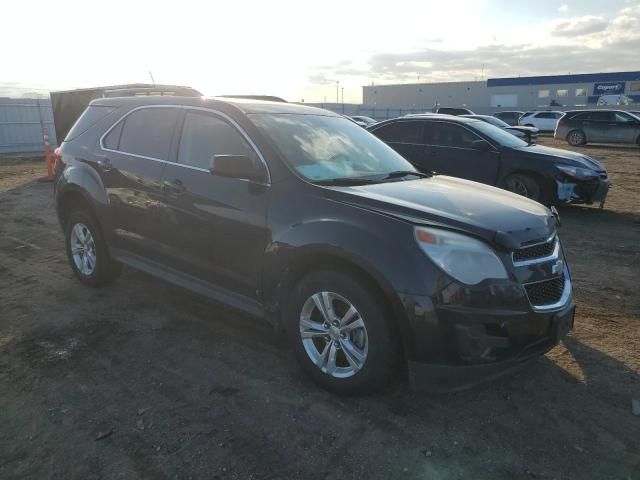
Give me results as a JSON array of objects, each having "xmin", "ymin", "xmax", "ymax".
[{"xmin": 0, "ymin": 138, "xmax": 638, "ymax": 480}]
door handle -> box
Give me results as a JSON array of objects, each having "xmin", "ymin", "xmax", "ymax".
[
  {"xmin": 163, "ymin": 179, "xmax": 186, "ymax": 196},
  {"xmin": 97, "ymin": 158, "xmax": 112, "ymax": 171}
]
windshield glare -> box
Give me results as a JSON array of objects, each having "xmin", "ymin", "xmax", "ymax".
[
  {"xmin": 472, "ymin": 121, "xmax": 529, "ymax": 148},
  {"xmin": 250, "ymin": 114, "xmax": 415, "ymax": 182}
]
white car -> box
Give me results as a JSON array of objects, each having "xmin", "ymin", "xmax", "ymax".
[
  {"xmin": 596, "ymin": 94, "xmax": 633, "ymax": 106},
  {"xmin": 519, "ymin": 111, "xmax": 564, "ymax": 131}
]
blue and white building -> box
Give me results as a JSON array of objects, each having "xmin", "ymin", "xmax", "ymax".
[{"xmin": 361, "ymin": 71, "xmax": 640, "ymax": 114}]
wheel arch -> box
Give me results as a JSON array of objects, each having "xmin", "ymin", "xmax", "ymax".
[
  {"xmin": 499, "ymin": 170, "xmax": 555, "ymax": 204},
  {"xmin": 56, "ymin": 186, "xmax": 99, "ymax": 228},
  {"xmin": 566, "ymin": 128, "xmax": 586, "ymax": 145},
  {"xmin": 271, "ymin": 246, "xmax": 410, "ymax": 363}
]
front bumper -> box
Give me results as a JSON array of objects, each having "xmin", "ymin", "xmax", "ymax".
[
  {"xmin": 406, "ymin": 302, "xmax": 575, "ymax": 392},
  {"xmin": 557, "ymin": 176, "xmax": 610, "ymax": 205}
]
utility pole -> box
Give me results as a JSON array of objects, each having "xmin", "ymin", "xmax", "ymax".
[
  {"xmin": 341, "ymin": 87, "xmax": 344, "ymax": 104},
  {"xmin": 336, "ymin": 81, "xmax": 340, "ymax": 104}
]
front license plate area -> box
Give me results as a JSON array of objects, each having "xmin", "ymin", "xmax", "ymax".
[{"xmin": 552, "ymin": 306, "xmax": 575, "ymax": 340}]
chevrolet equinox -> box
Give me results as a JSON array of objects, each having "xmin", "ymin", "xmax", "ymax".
[{"xmin": 54, "ymin": 96, "xmax": 575, "ymax": 394}]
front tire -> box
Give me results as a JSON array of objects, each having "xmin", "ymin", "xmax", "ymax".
[
  {"xmin": 567, "ymin": 130, "xmax": 586, "ymax": 146},
  {"xmin": 65, "ymin": 210, "xmax": 122, "ymax": 287},
  {"xmin": 285, "ymin": 270, "xmax": 395, "ymax": 395},
  {"xmin": 503, "ymin": 173, "xmax": 543, "ymax": 202}
]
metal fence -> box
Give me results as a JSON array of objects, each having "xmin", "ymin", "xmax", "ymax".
[{"xmin": 0, "ymin": 98, "xmax": 56, "ymax": 156}]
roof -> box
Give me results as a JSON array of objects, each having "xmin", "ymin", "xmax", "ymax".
[
  {"xmin": 51, "ymin": 83, "xmax": 201, "ymax": 95},
  {"xmin": 487, "ymin": 71, "xmax": 640, "ymax": 88},
  {"xmin": 90, "ymin": 95, "xmax": 339, "ymax": 116}
]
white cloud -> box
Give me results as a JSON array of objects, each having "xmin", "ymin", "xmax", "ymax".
[
  {"xmin": 551, "ymin": 16, "xmax": 609, "ymax": 37},
  {"xmin": 558, "ymin": 4, "xmax": 569, "ymax": 12}
]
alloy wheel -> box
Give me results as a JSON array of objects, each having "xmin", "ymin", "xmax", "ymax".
[
  {"xmin": 70, "ymin": 223, "xmax": 96, "ymax": 275},
  {"xmin": 506, "ymin": 177, "xmax": 530, "ymax": 197},
  {"xmin": 299, "ymin": 291, "xmax": 368, "ymax": 378},
  {"xmin": 568, "ymin": 131, "xmax": 585, "ymax": 145}
]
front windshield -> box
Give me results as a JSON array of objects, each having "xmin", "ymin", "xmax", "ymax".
[
  {"xmin": 250, "ymin": 113, "xmax": 415, "ymax": 182},
  {"xmin": 483, "ymin": 116, "xmax": 510, "ymax": 128},
  {"xmin": 472, "ymin": 120, "xmax": 529, "ymax": 148}
]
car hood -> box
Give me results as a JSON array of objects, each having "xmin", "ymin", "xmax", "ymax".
[
  {"xmin": 325, "ymin": 176, "xmax": 556, "ymax": 250},
  {"xmin": 514, "ymin": 144, "xmax": 604, "ymax": 170},
  {"xmin": 506, "ymin": 126, "xmax": 539, "ymax": 133}
]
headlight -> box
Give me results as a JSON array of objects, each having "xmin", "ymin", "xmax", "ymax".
[
  {"xmin": 556, "ymin": 165, "xmax": 598, "ymax": 179},
  {"xmin": 414, "ymin": 227, "xmax": 508, "ymax": 285}
]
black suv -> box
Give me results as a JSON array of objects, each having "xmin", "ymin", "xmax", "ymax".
[
  {"xmin": 368, "ymin": 115, "xmax": 609, "ymax": 206},
  {"xmin": 55, "ymin": 97, "xmax": 575, "ymax": 394},
  {"xmin": 554, "ymin": 109, "xmax": 640, "ymax": 146}
]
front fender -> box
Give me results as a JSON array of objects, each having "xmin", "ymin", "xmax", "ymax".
[{"xmin": 262, "ymin": 211, "xmax": 437, "ymax": 358}]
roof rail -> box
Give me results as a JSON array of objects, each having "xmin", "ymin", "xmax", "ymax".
[{"xmin": 102, "ymin": 85, "xmax": 202, "ymax": 97}]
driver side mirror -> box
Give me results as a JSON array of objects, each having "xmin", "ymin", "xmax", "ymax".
[
  {"xmin": 471, "ymin": 139, "xmax": 493, "ymax": 152},
  {"xmin": 209, "ymin": 154, "xmax": 267, "ymax": 182}
]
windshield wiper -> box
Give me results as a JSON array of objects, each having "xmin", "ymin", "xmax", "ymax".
[
  {"xmin": 379, "ymin": 170, "xmax": 434, "ymax": 181},
  {"xmin": 314, "ymin": 177, "xmax": 379, "ymax": 186}
]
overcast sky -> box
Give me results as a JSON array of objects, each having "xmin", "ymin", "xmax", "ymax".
[{"xmin": 1, "ymin": 0, "xmax": 638, "ymax": 102}]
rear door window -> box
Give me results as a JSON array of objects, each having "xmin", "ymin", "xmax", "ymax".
[
  {"xmin": 589, "ymin": 111, "xmax": 613, "ymax": 122},
  {"xmin": 373, "ymin": 121, "xmax": 424, "ymax": 144},
  {"xmin": 112, "ymin": 107, "xmax": 179, "ymax": 160},
  {"xmin": 425, "ymin": 122, "xmax": 479, "ymax": 148},
  {"xmin": 177, "ymin": 111, "xmax": 253, "ymax": 170}
]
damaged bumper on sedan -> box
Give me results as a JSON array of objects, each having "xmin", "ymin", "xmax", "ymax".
[{"xmin": 556, "ymin": 172, "xmax": 610, "ymax": 207}]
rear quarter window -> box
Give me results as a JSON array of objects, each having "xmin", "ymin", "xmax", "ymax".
[{"xmin": 65, "ymin": 105, "xmax": 116, "ymax": 142}]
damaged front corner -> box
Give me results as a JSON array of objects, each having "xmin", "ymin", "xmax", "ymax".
[{"xmin": 556, "ymin": 180, "xmax": 577, "ymax": 202}]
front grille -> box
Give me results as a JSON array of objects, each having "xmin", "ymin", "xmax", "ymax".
[
  {"xmin": 513, "ymin": 237, "xmax": 556, "ymax": 262},
  {"xmin": 525, "ymin": 275, "xmax": 565, "ymax": 306}
]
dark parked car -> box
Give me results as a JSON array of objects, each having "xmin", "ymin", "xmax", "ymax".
[
  {"xmin": 55, "ymin": 97, "xmax": 575, "ymax": 394},
  {"xmin": 554, "ymin": 109, "xmax": 640, "ymax": 146},
  {"xmin": 462, "ymin": 114, "xmax": 539, "ymax": 144},
  {"xmin": 368, "ymin": 115, "xmax": 609, "ymax": 206},
  {"xmin": 435, "ymin": 106, "xmax": 475, "ymax": 115},
  {"xmin": 493, "ymin": 111, "xmax": 524, "ymax": 126}
]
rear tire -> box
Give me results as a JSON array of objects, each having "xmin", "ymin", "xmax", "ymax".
[
  {"xmin": 65, "ymin": 210, "xmax": 122, "ymax": 287},
  {"xmin": 284, "ymin": 269, "xmax": 395, "ymax": 395},
  {"xmin": 567, "ymin": 130, "xmax": 586, "ymax": 146},
  {"xmin": 503, "ymin": 173, "xmax": 543, "ymax": 202}
]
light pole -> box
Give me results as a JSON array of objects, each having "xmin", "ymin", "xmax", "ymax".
[
  {"xmin": 336, "ymin": 81, "xmax": 339, "ymax": 104},
  {"xmin": 341, "ymin": 87, "xmax": 344, "ymax": 104}
]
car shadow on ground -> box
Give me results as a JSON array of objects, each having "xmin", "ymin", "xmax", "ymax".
[{"xmin": 557, "ymin": 204, "xmax": 640, "ymax": 223}]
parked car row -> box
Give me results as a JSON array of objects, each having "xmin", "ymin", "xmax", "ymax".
[{"xmin": 54, "ymin": 95, "xmax": 581, "ymax": 395}]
